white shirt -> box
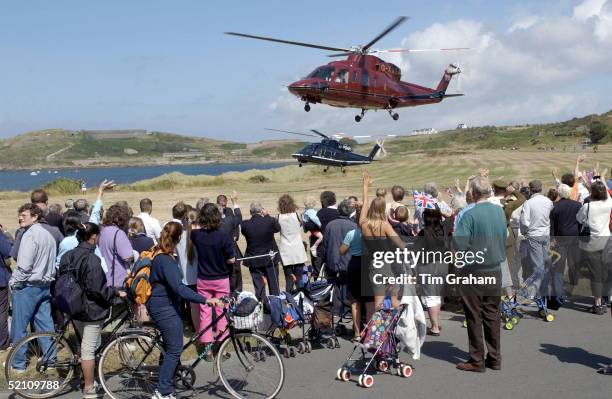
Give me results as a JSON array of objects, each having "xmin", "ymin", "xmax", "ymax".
[
  {"xmin": 137, "ymin": 212, "xmax": 162, "ymax": 242},
  {"xmin": 166, "ymin": 218, "xmax": 197, "ymax": 285},
  {"xmin": 577, "ymin": 196, "xmax": 612, "ymax": 252},
  {"xmin": 277, "ymin": 213, "xmax": 308, "ymax": 266},
  {"xmin": 487, "ymin": 196, "xmax": 504, "ymax": 208},
  {"xmin": 520, "ymin": 194, "xmax": 553, "ymax": 237}
]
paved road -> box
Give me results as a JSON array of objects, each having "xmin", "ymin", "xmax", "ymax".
[{"xmin": 1, "ymin": 299, "xmax": 610, "ymax": 399}]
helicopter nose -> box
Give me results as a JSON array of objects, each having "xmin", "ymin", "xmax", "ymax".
[{"xmin": 288, "ymin": 80, "xmax": 310, "ymax": 96}]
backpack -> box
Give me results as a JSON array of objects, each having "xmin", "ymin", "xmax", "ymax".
[
  {"xmin": 55, "ymin": 256, "xmax": 87, "ymax": 318},
  {"xmin": 124, "ymin": 249, "xmax": 160, "ymax": 305}
]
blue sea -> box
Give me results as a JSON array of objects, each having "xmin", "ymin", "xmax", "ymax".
[{"xmin": 0, "ymin": 162, "xmax": 290, "ymax": 191}]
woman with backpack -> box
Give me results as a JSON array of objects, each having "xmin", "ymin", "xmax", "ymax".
[
  {"xmin": 57, "ymin": 223, "xmax": 126, "ymax": 399},
  {"xmin": 147, "ymin": 221, "xmax": 221, "ymax": 399}
]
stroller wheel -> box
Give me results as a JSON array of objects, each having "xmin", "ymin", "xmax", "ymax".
[
  {"xmin": 334, "ymin": 325, "xmax": 347, "ymax": 336},
  {"xmin": 504, "ymin": 322, "xmax": 514, "ymax": 330},
  {"xmin": 305, "ymin": 341, "xmax": 312, "ymax": 353},
  {"xmin": 545, "ymin": 313, "xmax": 555, "ymax": 322},
  {"xmin": 538, "ymin": 309, "xmax": 546, "ymax": 318},
  {"xmin": 289, "ymin": 346, "xmax": 297, "ymax": 357},
  {"xmin": 297, "ymin": 342, "xmax": 306, "ymax": 354},
  {"xmin": 397, "ymin": 363, "xmax": 413, "ymax": 378},
  {"xmin": 462, "ymin": 319, "xmax": 468, "ymax": 328},
  {"xmin": 359, "ymin": 374, "xmax": 374, "ymax": 388},
  {"xmin": 377, "ymin": 360, "xmax": 389, "ymax": 372},
  {"xmin": 334, "ymin": 337, "xmax": 341, "ymax": 348},
  {"xmin": 336, "ymin": 368, "xmax": 351, "ymax": 381},
  {"xmin": 511, "ymin": 316, "xmax": 520, "ymax": 325},
  {"xmin": 325, "ymin": 338, "xmax": 335, "ymax": 349}
]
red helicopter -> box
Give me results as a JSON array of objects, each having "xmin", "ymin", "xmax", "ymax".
[{"xmin": 226, "ymin": 16, "xmax": 467, "ymax": 122}]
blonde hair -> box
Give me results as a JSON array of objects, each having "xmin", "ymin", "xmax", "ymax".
[
  {"xmin": 128, "ymin": 217, "xmax": 146, "ymax": 238},
  {"xmin": 304, "ymin": 196, "xmax": 317, "ymax": 209},
  {"xmin": 364, "ymin": 197, "xmax": 387, "ymax": 233}
]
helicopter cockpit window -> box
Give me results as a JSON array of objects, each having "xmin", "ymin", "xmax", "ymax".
[
  {"xmin": 307, "ymin": 66, "xmax": 334, "ymax": 81},
  {"xmin": 335, "ymin": 69, "xmax": 348, "ymax": 83}
]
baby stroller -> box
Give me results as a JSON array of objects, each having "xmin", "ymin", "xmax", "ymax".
[
  {"xmin": 294, "ymin": 278, "xmax": 342, "ymax": 351},
  {"xmin": 263, "ymin": 291, "xmax": 305, "ymax": 358},
  {"xmin": 515, "ymin": 249, "xmax": 561, "ymax": 323},
  {"xmin": 336, "ymin": 304, "xmax": 413, "ymax": 388},
  {"xmin": 500, "ymin": 296, "xmax": 523, "ymax": 330}
]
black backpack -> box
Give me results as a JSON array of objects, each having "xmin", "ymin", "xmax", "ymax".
[{"xmin": 55, "ymin": 255, "xmax": 86, "ymax": 318}]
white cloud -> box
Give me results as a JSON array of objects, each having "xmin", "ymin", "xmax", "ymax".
[{"xmin": 266, "ymin": 0, "xmax": 612, "ymax": 135}]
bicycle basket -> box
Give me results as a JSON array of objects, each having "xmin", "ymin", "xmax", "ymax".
[{"xmin": 231, "ymin": 296, "xmax": 263, "ymax": 330}]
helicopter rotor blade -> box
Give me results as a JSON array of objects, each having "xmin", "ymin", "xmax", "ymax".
[
  {"xmin": 264, "ymin": 128, "xmax": 320, "ymax": 138},
  {"xmin": 327, "ymin": 52, "xmax": 355, "ymax": 58},
  {"xmin": 225, "ymin": 32, "xmax": 351, "ymax": 52},
  {"xmin": 310, "ymin": 129, "xmax": 330, "ymax": 139},
  {"xmin": 362, "ymin": 16, "xmax": 409, "ymax": 52},
  {"xmin": 373, "ymin": 47, "xmax": 470, "ymax": 54}
]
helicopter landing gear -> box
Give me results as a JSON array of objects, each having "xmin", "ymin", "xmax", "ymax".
[
  {"xmin": 298, "ymin": 163, "xmax": 303, "ymax": 167},
  {"xmin": 323, "ymin": 167, "xmax": 329, "ymax": 173},
  {"xmin": 355, "ymin": 108, "xmax": 366, "ymax": 122},
  {"xmin": 304, "ymin": 103, "xmax": 311, "ymax": 112},
  {"xmin": 341, "ymin": 167, "xmax": 346, "ymax": 174},
  {"xmin": 387, "ymin": 107, "xmax": 399, "ymax": 121}
]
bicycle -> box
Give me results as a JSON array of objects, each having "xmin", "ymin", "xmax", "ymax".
[
  {"xmin": 98, "ymin": 296, "xmax": 285, "ymax": 399},
  {"xmin": 4, "ymin": 297, "xmax": 142, "ymax": 399}
]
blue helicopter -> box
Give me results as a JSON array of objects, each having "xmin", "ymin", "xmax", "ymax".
[{"xmin": 265, "ymin": 128, "xmax": 394, "ymax": 173}]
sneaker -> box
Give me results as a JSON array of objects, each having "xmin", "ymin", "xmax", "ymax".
[
  {"xmin": 2, "ymin": 359, "xmax": 26, "ymax": 374},
  {"xmin": 82, "ymin": 381, "xmax": 104, "ymax": 399},
  {"xmin": 152, "ymin": 390, "xmax": 177, "ymax": 399}
]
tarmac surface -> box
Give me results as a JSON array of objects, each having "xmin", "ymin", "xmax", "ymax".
[{"xmin": 1, "ymin": 297, "xmax": 610, "ymax": 399}]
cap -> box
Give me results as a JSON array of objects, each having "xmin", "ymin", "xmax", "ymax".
[{"xmin": 492, "ymin": 180, "xmax": 506, "ymax": 189}]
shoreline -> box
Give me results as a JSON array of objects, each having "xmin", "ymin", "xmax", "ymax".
[{"xmin": 0, "ymin": 157, "xmax": 295, "ymax": 172}]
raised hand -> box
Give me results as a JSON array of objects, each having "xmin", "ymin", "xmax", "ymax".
[
  {"xmin": 362, "ymin": 170, "xmax": 375, "ymax": 187},
  {"xmin": 230, "ymin": 190, "xmax": 238, "ymax": 204},
  {"xmin": 98, "ymin": 179, "xmax": 116, "ymax": 197}
]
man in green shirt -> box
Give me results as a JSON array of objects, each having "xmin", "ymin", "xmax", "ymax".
[{"xmin": 453, "ymin": 176, "xmax": 507, "ymax": 372}]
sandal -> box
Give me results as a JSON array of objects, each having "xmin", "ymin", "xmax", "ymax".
[{"xmin": 427, "ymin": 328, "xmax": 440, "ymax": 336}]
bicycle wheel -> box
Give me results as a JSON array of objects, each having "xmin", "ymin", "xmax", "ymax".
[
  {"xmin": 4, "ymin": 332, "xmax": 75, "ymax": 399},
  {"xmin": 98, "ymin": 332, "xmax": 164, "ymax": 399},
  {"xmin": 216, "ymin": 332, "xmax": 284, "ymax": 399}
]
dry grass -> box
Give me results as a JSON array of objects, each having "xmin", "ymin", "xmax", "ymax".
[{"xmin": 1, "ymin": 148, "xmax": 610, "ymax": 232}]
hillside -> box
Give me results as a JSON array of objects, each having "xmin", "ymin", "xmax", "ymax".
[
  {"xmin": 354, "ymin": 109, "xmax": 612, "ymax": 156},
  {"xmin": 0, "ymin": 110, "xmax": 610, "ymax": 170}
]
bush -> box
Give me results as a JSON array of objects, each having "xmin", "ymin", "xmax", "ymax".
[
  {"xmin": 589, "ymin": 122, "xmax": 610, "ymax": 144},
  {"xmin": 41, "ymin": 178, "xmax": 82, "ymax": 195},
  {"xmin": 248, "ymin": 175, "xmax": 270, "ymax": 183}
]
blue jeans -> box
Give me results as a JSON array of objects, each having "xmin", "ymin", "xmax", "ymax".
[
  {"xmin": 148, "ymin": 304, "xmax": 183, "ymax": 396},
  {"xmin": 10, "ymin": 285, "xmax": 55, "ymax": 370},
  {"xmin": 526, "ymin": 236, "xmax": 550, "ymax": 295}
]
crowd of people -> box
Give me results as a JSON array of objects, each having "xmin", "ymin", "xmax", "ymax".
[{"xmin": 0, "ymin": 154, "xmax": 611, "ymax": 398}]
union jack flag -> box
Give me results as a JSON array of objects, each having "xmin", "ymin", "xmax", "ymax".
[{"xmin": 413, "ymin": 191, "xmax": 438, "ymax": 210}]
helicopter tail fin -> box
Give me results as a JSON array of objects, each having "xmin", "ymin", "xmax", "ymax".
[
  {"xmin": 368, "ymin": 144, "xmax": 381, "ymax": 161},
  {"xmin": 436, "ymin": 63, "xmax": 461, "ymax": 93}
]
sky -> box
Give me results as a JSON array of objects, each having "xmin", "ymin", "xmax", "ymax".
[{"xmin": 0, "ymin": 0, "xmax": 611, "ymax": 142}]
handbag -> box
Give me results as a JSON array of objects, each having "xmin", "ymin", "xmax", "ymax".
[{"xmin": 578, "ymin": 202, "xmax": 590, "ymax": 243}]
